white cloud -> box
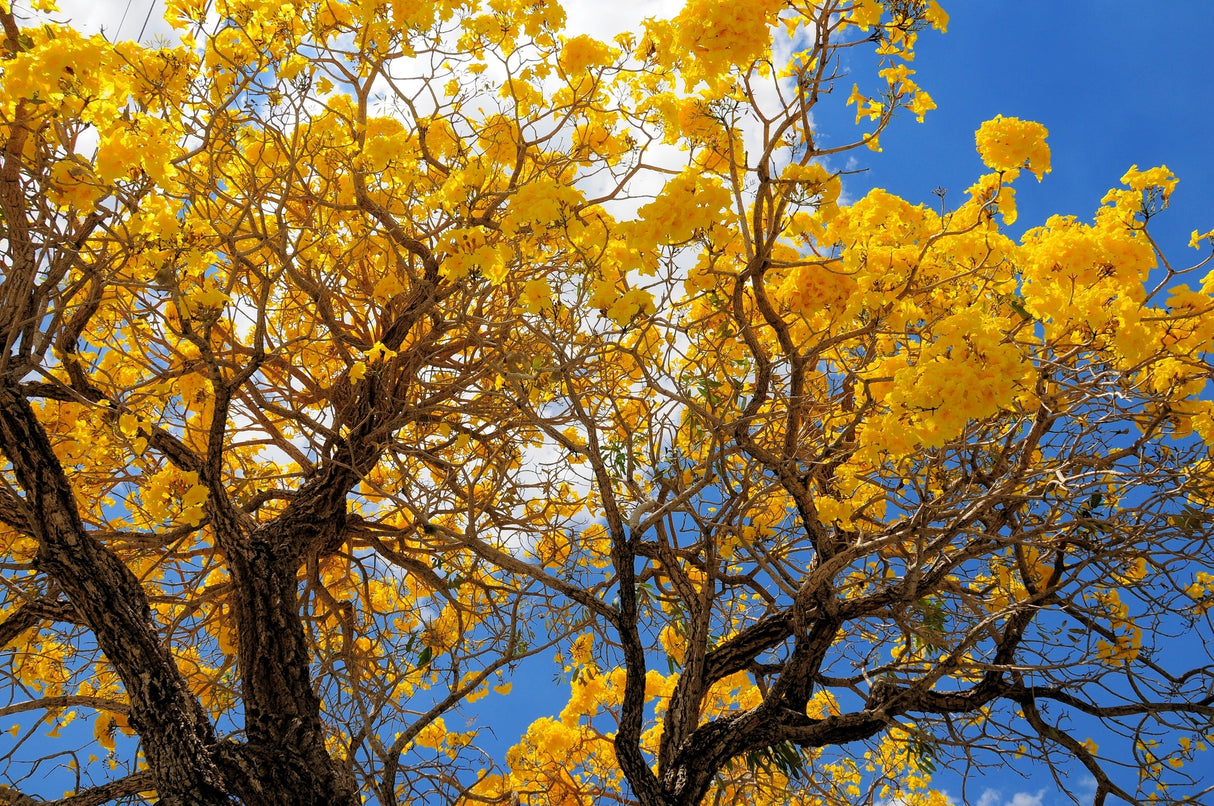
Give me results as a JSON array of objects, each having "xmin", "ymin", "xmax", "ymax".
[
  {"xmin": 49, "ymin": 0, "xmax": 178, "ymax": 42},
  {"xmin": 564, "ymin": 0, "xmax": 683, "ymax": 40},
  {"xmin": 1009, "ymin": 792, "xmax": 1046, "ymax": 806},
  {"xmin": 974, "ymin": 788, "xmax": 1046, "ymax": 806}
]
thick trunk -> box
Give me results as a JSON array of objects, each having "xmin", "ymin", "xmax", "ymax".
[
  {"xmin": 0, "ymin": 385, "xmax": 229, "ymax": 805},
  {"xmin": 198, "ymin": 447, "xmax": 364, "ymax": 804},
  {"xmin": 0, "ymin": 385, "xmax": 358, "ymax": 805},
  {"xmin": 221, "ymin": 538, "xmax": 358, "ymax": 806}
]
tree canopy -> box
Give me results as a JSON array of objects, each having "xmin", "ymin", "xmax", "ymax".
[{"xmin": 1, "ymin": 0, "xmax": 1213, "ymax": 804}]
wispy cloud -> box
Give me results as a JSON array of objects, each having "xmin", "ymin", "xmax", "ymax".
[{"xmin": 975, "ymin": 788, "xmax": 1046, "ymax": 806}]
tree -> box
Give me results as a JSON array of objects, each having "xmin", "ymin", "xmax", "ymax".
[{"xmin": 0, "ymin": 0, "xmax": 1212, "ymax": 804}]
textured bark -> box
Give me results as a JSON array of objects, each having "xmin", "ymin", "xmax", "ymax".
[
  {"xmin": 202, "ymin": 411, "xmax": 380, "ymax": 805},
  {"xmin": 0, "ymin": 385, "xmax": 229, "ymax": 806},
  {"xmin": 0, "ymin": 597, "xmax": 76, "ymax": 649},
  {"xmin": 218, "ymin": 532, "xmax": 359, "ymax": 806},
  {"xmin": 0, "ymin": 172, "xmax": 419, "ymax": 803},
  {"xmin": 0, "ymin": 380, "xmax": 360, "ymax": 805},
  {"xmin": 0, "ymin": 771, "xmax": 155, "ymax": 806}
]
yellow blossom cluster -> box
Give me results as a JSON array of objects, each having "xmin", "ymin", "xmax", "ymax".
[
  {"xmin": 642, "ymin": 0, "xmax": 783, "ymax": 90},
  {"xmin": 975, "ymin": 115, "xmax": 1052, "ymax": 179},
  {"xmin": 559, "ymin": 34, "xmax": 616, "ymax": 75},
  {"xmin": 858, "ymin": 309, "xmax": 1032, "ymax": 458}
]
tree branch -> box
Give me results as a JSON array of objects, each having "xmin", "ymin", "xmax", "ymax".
[
  {"xmin": 0, "ymin": 770, "xmax": 155, "ymax": 806},
  {"xmin": 0, "ymin": 384, "xmax": 227, "ymax": 805}
]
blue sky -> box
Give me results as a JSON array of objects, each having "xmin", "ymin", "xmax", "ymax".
[
  {"xmin": 496, "ymin": 5, "xmax": 1214, "ymax": 806},
  {"xmin": 838, "ymin": 6, "xmax": 1211, "ymax": 802},
  {"xmin": 786, "ymin": 5, "xmax": 1214, "ymax": 804},
  {"xmin": 842, "ymin": 1, "xmax": 1213, "ymax": 258}
]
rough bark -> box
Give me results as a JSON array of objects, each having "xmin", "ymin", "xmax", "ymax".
[{"xmin": 0, "ymin": 385, "xmax": 229, "ymax": 806}]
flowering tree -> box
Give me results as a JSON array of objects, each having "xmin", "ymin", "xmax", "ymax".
[{"xmin": 1, "ymin": 0, "xmax": 1212, "ymax": 805}]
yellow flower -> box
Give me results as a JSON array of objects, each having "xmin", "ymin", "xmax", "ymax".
[
  {"xmin": 975, "ymin": 115, "xmax": 1051, "ymax": 180},
  {"xmin": 909, "ymin": 90, "xmax": 936, "ymax": 122},
  {"xmin": 521, "ymin": 278, "xmax": 554, "ymax": 314},
  {"xmin": 606, "ymin": 288, "xmax": 655, "ymax": 326},
  {"xmin": 414, "ymin": 718, "xmax": 447, "ymax": 750},
  {"xmin": 1121, "ymin": 164, "xmax": 1178, "ymax": 200},
  {"xmin": 924, "ymin": 1, "xmax": 949, "ymax": 31},
  {"xmin": 848, "ymin": 0, "xmax": 884, "ymax": 30},
  {"xmin": 365, "ymin": 342, "xmax": 398, "ymax": 364},
  {"xmin": 559, "ymin": 35, "xmax": 614, "ymax": 74},
  {"xmin": 569, "ymin": 632, "xmax": 594, "ymax": 667},
  {"xmin": 181, "ymin": 482, "xmax": 209, "ymax": 526},
  {"xmin": 93, "ymin": 713, "xmax": 116, "ymax": 753}
]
